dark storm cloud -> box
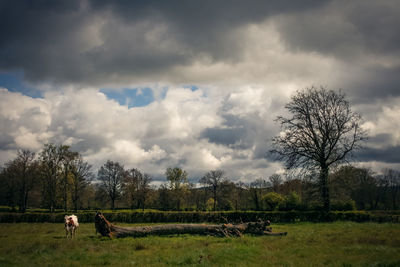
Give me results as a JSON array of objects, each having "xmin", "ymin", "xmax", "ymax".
[
  {"xmin": 0, "ymin": 0, "xmax": 328, "ymax": 84},
  {"xmin": 201, "ymin": 111, "xmax": 253, "ymax": 148},
  {"xmin": 346, "ymin": 66, "xmax": 400, "ymax": 102},
  {"xmin": 275, "ymin": 0, "xmax": 400, "ymax": 101},
  {"xmin": 0, "ymin": 0, "xmax": 92, "ymax": 82},
  {"xmin": 357, "ymin": 146, "xmax": 400, "ymax": 164},
  {"xmin": 201, "ymin": 127, "xmax": 246, "ymax": 146},
  {"xmin": 89, "ymin": 0, "xmax": 328, "ymax": 61},
  {"xmin": 367, "ymin": 134, "xmax": 394, "ymax": 145},
  {"xmin": 201, "ymin": 101, "xmax": 280, "ymax": 162},
  {"xmin": 69, "ymin": 135, "xmax": 108, "ymax": 154},
  {"xmin": 201, "ymin": 113, "xmax": 260, "ymax": 150},
  {"xmin": 276, "ymin": 0, "xmax": 400, "ymax": 58}
]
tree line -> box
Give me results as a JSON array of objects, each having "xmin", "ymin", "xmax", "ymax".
[
  {"xmin": 1, "ymin": 87, "xmax": 399, "ymax": 212},
  {"xmin": 0, "ymin": 144, "xmax": 399, "ymax": 212}
]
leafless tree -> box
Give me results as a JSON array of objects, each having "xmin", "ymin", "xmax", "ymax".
[
  {"xmin": 137, "ymin": 172, "xmax": 152, "ymax": 211},
  {"xmin": 269, "ymin": 174, "xmax": 282, "ymax": 193},
  {"xmin": 3, "ymin": 150, "xmax": 38, "ymax": 212},
  {"xmin": 39, "ymin": 144, "xmax": 66, "ymax": 212},
  {"xmin": 70, "ymin": 155, "xmax": 93, "ymax": 212},
  {"xmin": 249, "ymin": 178, "xmax": 268, "ymax": 210},
  {"xmin": 271, "ymin": 86, "xmax": 366, "ymax": 211},
  {"xmin": 0, "ymin": 166, "xmax": 16, "ymax": 209},
  {"xmin": 200, "ymin": 170, "xmax": 226, "ymax": 211},
  {"xmin": 234, "ymin": 181, "xmax": 247, "ymax": 210},
  {"xmin": 124, "ymin": 168, "xmax": 140, "ymax": 209},
  {"xmin": 59, "ymin": 147, "xmax": 79, "ymax": 212},
  {"xmin": 124, "ymin": 168, "xmax": 152, "ymax": 210},
  {"xmin": 330, "ymin": 166, "xmax": 376, "ymax": 209},
  {"xmin": 382, "ymin": 169, "xmax": 400, "ymax": 209},
  {"xmin": 98, "ymin": 160, "xmax": 125, "ymax": 210}
]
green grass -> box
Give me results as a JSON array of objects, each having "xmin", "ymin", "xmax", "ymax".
[{"xmin": 0, "ymin": 222, "xmax": 399, "ymax": 266}]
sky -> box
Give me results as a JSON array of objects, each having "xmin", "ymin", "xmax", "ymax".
[{"xmin": 1, "ymin": 0, "xmax": 400, "ymax": 184}]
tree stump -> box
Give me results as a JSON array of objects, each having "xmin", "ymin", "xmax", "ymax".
[{"xmin": 94, "ymin": 212, "xmax": 287, "ymax": 238}]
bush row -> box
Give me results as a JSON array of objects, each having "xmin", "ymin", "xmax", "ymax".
[{"xmin": 0, "ymin": 210, "xmax": 399, "ymax": 224}]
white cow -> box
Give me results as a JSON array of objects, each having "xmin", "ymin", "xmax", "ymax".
[{"xmin": 65, "ymin": 215, "xmax": 79, "ymax": 238}]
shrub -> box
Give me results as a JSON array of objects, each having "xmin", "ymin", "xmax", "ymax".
[
  {"xmin": 280, "ymin": 192, "xmax": 301, "ymax": 211},
  {"xmin": 263, "ymin": 192, "xmax": 285, "ymax": 211},
  {"xmin": 206, "ymin": 198, "xmax": 215, "ymax": 211},
  {"xmin": 331, "ymin": 200, "xmax": 356, "ymax": 211}
]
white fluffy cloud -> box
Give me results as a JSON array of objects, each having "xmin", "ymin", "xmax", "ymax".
[
  {"xmin": 0, "ymin": 87, "xmax": 222, "ymax": 181},
  {"xmin": 0, "ymin": 88, "xmax": 51, "ymax": 152},
  {"xmin": 0, "ymin": 84, "xmax": 287, "ymax": 182}
]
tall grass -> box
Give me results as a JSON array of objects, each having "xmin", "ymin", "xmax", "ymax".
[{"xmin": 0, "ymin": 222, "xmax": 399, "ymax": 266}]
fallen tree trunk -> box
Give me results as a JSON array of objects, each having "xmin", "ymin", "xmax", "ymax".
[{"xmin": 94, "ymin": 212, "xmax": 287, "ymax": 238}]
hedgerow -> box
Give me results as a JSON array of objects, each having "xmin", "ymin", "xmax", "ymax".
[{"xmin": 0, "ymin": 210, "xmax": 399, "ymax": 223}]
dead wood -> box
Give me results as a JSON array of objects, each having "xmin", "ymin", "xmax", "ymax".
[{"xmin": 94, "ymin": 212, "xmax": 287, "ymax": 238}]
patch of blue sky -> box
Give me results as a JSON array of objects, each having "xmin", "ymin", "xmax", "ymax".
[
  {"xmin": 100, "ymin": 87, "xmax": 155, "ymax": 108},
  {"xmin": 183, "ymin": 85, "xmax": 199, "ymax": 91},
  {"xmin": 183, "ymin": 84, "xmax": 208, "ymax": 98},
  {"xmin": 0, "ymin": 71, "xmax": 43, "ymax": 98}
]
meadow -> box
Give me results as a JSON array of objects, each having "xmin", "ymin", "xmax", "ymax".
[{"xmin": 0, "ymin": 222, "xmax": 399, "ymax": 266}]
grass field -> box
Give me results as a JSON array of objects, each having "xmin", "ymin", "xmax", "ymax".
[{"xmin": 0, "ymin": 222, "xmax": 399, "ymax": 266}]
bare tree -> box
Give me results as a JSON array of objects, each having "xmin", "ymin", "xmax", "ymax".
[
  {"xmin": 330, "ymin": 166, "xmax": 376, "ymax": 209},
  {"xmin": 59, "ymin": 147, "xmax": 79, "ymax": 212},
  {"xmin": 382, "ymin": 169, "xmax": 400, "ymax": 209},
  {"xmin": 269, "ymin": 174, "xmax": 282, "ymax": 193},
  {"xmin": 98, "ymin": 160, "xmax": 125, "ymax": 210},
  {"xmin": 373, "ymin": 174, "xmax": 389, "ymax": 209},
  {"xmin": 70, "ymin": 155, "xmax": 92, "ymax": 212},
  {"xmin": 199, "ymin": 176, "xmax": 210, "ymax": 210},
  {"xmin": 3, "ymin": 150, "xmax": 38, "ymax": 212},
  {"xmin": 199, "ymin": 170, "xmax": 225, "ymax": 211},
  {"xmin": 272, "ymin": 87, "xmax": 366, "ymax": 211},
  {"xmin": 157, "ymin": 183, "xmax": 171, "ymax": 210},
  {"xmin": 124, "ymin": 168, "xmax": 140, "ymax": 209},
  {"xmin": 234, "ymin": 181, "xmax": 248, "ymax": 210},
  {"xmin": 249, "ymin": 178, "xmax": 268, "ymax": 210},
  {"xmin": 124, "ymin": 168, "xmax": 152, "ymax": 210},
  {"xmin": 39, "ymin": 144, "xmax": 66, "ymax": 212},
  {"xmin": 137, "ymin": 173, "xmax": 152, "ymax": 211}
]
